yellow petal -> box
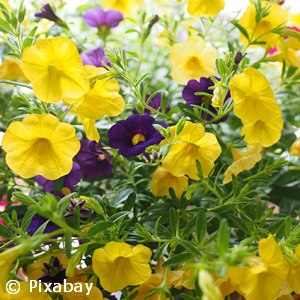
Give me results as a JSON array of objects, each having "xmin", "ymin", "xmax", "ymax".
[
  {"xmin": 80, "ymin": 115, "xmax": 100, "ymax": 142},
  {"xmin": 187, "ymin": 0, "xmax": 224, "ymax": 18},
  {"xmin": 150, "ymin": 166, "xmax": 189, "ymax": 199}
]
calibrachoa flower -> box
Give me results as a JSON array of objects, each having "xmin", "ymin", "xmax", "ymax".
[
  {"xmin": 108, "ymin": 114, "xmax": 165, "ymax": 157},
  {"xmin": 230, "ymin": 68, "xmax": 281, "ymax": 123},
  {"xmin": 169, "ymin": 37, "xmax": 217, "ymax": 85},
  {"xmin": 83, "ymin": 8, "xmax": 123, "ymax": 28},
  {"xmin": 80, "ymin": 47, "xmax": 110, "ymax": 68},
  {"xmin": 35, "ymin": 4, "xmax": 62, "ymax": 24},
  {"xmin": 64, "ymin": 66, "xmax": 125, "ymax": 120},
  {"xmin": 290, "ymin": 137, "xmax": 300, "ymax": 157},
  {"xmin": 223, "ymin": 144, "xmax": 263, "ymax": 184},
  {"xmin": 9, "ymin": 282, "xmax": 52, "ymax": 300},
  {"xmin": 76, "ymin": 139, "xmax": 113, "ymax": 179},
  {"xmin": 2, "ymin": 114, "xmax": 80, "ymax": 180},
  {"xmin": 92, "ymin": 241, "xmax": 152, "ymax": 292},
  {"xmin": 230, "ymin": 68, "xmax": 284, "ymax": 147},
  {"xmin": 187, "ymin": 0, "xmax": 225, "ymax": 18},
  {"xmin": 27, "ymin": 215, "xmax": 60, "ymax": 236},
  {"xmin": 58, "ymin": 285, "xmax": 104, "ymax": 300},
  {"xmin": 182, "ymin": 76, "xmax": 229, "ymax": 122},
  {"xmin": 287, "ymin": 245, "xmax": 300, "ymax": 293},
  {"xmin": 239, "ymin": 1, "xmax": 288, "ymax": 48},
  {"xmin": 162, "ymin": 121, "xmax": 221, "ymax": 179},
  {"xmin": 36, "ymin": 162, "xmax": 82, "ymax": 195},
  {"xmin": 21, "ymin": 37, "xmax": 89, "ymax": 103},
  {"xmin": 150, "ymin": 166, "xmax": 188, "ymax": 199},
  {"xmin": 144, "ymin": 93, "xmax": 170, "ymax": 113}
]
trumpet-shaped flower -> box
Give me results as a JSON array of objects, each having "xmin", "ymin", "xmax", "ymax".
[
  {"xmin": 239, "ymin": 1, "xmax": 288, "ymax": 48},
  {"xmin": 64, "ymin": 66, "xmax": 125, "ymax": 120},
  {"xmin": 2, "ymin": 114, "xmax": 80, "ymax": 180},
  {"xmin": 241, "ymin": 117, "xmax": 283, "ymax": 147},
  {"xmin": 169, "ymin": 37, "xmax": 217, "ymax": 84},
  {"xmin": 10, "ymin": 282, "xmax": 52, "ymax": 300},
  {"xmin": 108, "ymin": 114, "xmax": 166, "ymax": 157},
  {"xmin": 162, "ymin": 121, "xmax": 221, "ymax": 179},
  {"xmin": 187, "ymin": 0, "xmax": 224, "ymax": 18},
  {"xmin": 223, "ymin": 144, "xmax": 263, "ymax": 184},
  {"xmin": 150, "ymin": 166, "xmax": 189, "ymax": 199},
  {"xmin": 79, "ymin": 115, "xmax": 100, "ymax": 142},
  {"xmin": 58, "ymin": 284, "xmax": 104, "ymax": 300},
  {"xmin": 92, "ymin": 241, "xmax": 152, "ymax": 292},
  {"xmin": 290, "ymin": 137, "xmax": 300, "ymax": 157},
  {"xmin": 230, "ymin": 68, "xmax": 281, "ymax": 123},
  {"xmin": 21, "ymin": 37, "xmax": 89, "ymax": 103},
  {"xmin": 83, "ymin": 8, "xmax": 123, "ymax": 28}
]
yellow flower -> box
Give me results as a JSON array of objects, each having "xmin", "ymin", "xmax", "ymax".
[
  {"xmin": 102, "ymin": 0, "xmax": 142, "ymax": 15},
  {"xmin": 290, "ymin": 137, "xmax": 300, "ymax": 157},
  {"xmin": 223, "ymin": 144, "xmax": 263, "ymax": 184},
  {"xmin": 92, "ymin": 241, "xmax": 152, "ymax": 292},
  {"xmin": 0, "ymin": 58, "xmax": 28, "ymax": 82},
  {"xmin": 169, "ymin": 37, "xmax": 217, "ymax": 84},
  {"xmin": 21, "ymin": 37, "xmax": 89, "ymax": 103},
  {"xmin": 187, "ymin": 0, "xmax": 225, "ymax": 18},
  {"xmin": 162, "ymin": 121, "xmax": 221, "ymax": 180},
  {"xmin": 239, "ymin": 1, "xmax": 288, "ymax": 48},
  {"xmin": 230, "ymin": 68, "xmax": 281, "ymax": 123},
  {"xmin": 241, "ymin": 116, "xmax": 283, "ymax": 147},
  {"xmin": 64, "ymin": 66, "xmax": 125, "ymax": 120},
  {"xmin": 80, "ymin": 115, "xmax": 100, "ymax": 142},
  {"xmin": 2, "ymin": 114, "xmax": 80, "ymax": 180},
  {"xmin": 150, "ymin": 166, "xmax": 188, "ymax": 199},
  {"xmin": 230, "ymin": 235, "xmax": 290, "ymax": 300},
  {"xmin": 287, "ymin": 245, "xmax": 300, "ymax": 293}
]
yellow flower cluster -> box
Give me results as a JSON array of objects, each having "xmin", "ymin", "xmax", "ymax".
[
  {"xmin": 2, "ymin": 36, "xmax": 125, "ymax": 180},
  {"xmin": 230, "ymin": 67, "xmax": 283, "ymax": 147},
  {"xmin": 216, "ymin": 235, "xmax": 300, "ymax": 300}
]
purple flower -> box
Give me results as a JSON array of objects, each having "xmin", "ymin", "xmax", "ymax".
[
  {"xmin": 35, "ymin": 4, "xmax": 62, "ymax": 24},
  {"xmin": 80, "ymin": 47, "xmax": 110, "ymax": 68},
  {"xmin": 83, "ymin": 8, "xmax": 123, "ymax": 28},
  {"xmin": 75, "ymin": 139, "xmax": 113, "ymax": 179},
  {"xmin": 182, "ymin": 77, "xmax": 230, "ymax": 123},
  {"xmin": 108, "ymin": 114, "xmax": 166, "ymax": 157},
  {"xmin": 27, "ymin": 215, "xmax": 60, "ymax": 236},
  {"xmin": 36, "ymin": 162, "xmax": 82, "ymax": 196},
  {"xmin": 38, "ymin": 257, "xmax": 66, "ymax": 285}
]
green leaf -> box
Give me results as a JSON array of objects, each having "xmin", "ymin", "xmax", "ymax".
[
  {"xmin": 285, "ymin": 216, "xmax": 292, "ymax": 239},
  {"xmin": 196, "ymin": 211, "xmax": 206, "ymax": 245},
  {"xmin": 135, "ymin": 223, "xmax": 153, "ymax": 239},
  {"xmin": 0, "ymin": 223, "xmax": 15, "ymax": 238},
  {"xmin": 66, "ymin": 244, "xmax": 88, "ymax": 277},
  {"xmin": 87, "ymin": 221, "xmax": 114, "ymax": 237},
  {"xmin": 216, "ymin": 219, "xmax": 230, "ymax": 256},
  {"xmin": 163, "ymin": 252, "xmax": 194, "ymax": 268},
  {"xmin": 169, "ymin": 208, "xmax": 177, "ymax": 236},
  {"xmin": 231, "ymin": 21, "xmax": 249, "ymax": 40},
  {"xmin": 175, "ymin": 238, "xmax": 200, "ymax": 257}
]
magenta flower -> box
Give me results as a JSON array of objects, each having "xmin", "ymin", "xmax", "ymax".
[
  {"xmin": 75, "ymin": 139, "xmax": 113, "ymax": 179},
  {"xmin": 80, "ymin": 47, "xmax": 110, "ymax": 68},
  {"xmin": 108, "ymin": 114, "xmax": 166, "ymax": 157},
  {"xmin": 83, "ymin": 8, "xmax": 123, "ymax": 28},
  {"xmin": 35, "ymin": 4, "xmax": 64, "ymax": 26}
]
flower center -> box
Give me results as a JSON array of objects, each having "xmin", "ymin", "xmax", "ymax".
[
  {"xmin": 33, "ymin": 138, "xmax": 52, "ymax": 155},
  {"xmin": 98, "ymin": 153, "xmax": 106, "ymax": 160},
  {"xmin": 185, "ymin": 56, "xmax": 202, "ymax": 70},
  {"xmin": 132, "ymin": 133, "xmax": 146, "ymax": 145}
]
